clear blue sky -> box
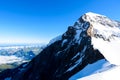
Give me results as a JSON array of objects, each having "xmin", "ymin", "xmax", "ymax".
[{"xmin": 0, "ymin": 0, "xmax": 120, "ymax": 44}]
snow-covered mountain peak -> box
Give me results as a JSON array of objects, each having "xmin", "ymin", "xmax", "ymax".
[
  {"xmin": 82, "ymin": 12, "xmax": 107, "ymax": 22},
  {"xmin": 75, "ymin": 12, "xmax": 120, "ymax": 40},
  {"xmin": 82, "ymin": 12, "xmax": 118, "ymax": 27},
  {"xmin": 73, "ymin": 12, "xmax": 120, "ymax": 41},
  {"xmin": 80, "ymin": 12, "xmax": 120, "ymax": 65},
  {"xmin": 82, "ymin": 12, "xmax": 120, "ymax": 30},
  {"xmin": 73, "ymin": 12, "xmax": 120, "ymax": 65}
]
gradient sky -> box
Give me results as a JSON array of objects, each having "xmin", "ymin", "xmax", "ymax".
[{"xmin": 0, "ymin": 0, "xmax": 120, "ymax": 44}]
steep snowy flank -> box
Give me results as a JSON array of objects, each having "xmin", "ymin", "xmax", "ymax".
[
  {"xmin": 92, "ymin": 37, "xmax": 120, "ymax": 65},
  {"xmin": 69, "ymin": 59, "xmax": 115, "ymax": 80},
  {"xmin": 82, "ymin": 12, "xmax": 120, "ymax": 65},
  {"xmin": 78, "ymin": 65, "xmax": 120, "ymax": 80},
  {"xmin": 48, "ymin": 35, "xmax": 62, "ymax": 45}
]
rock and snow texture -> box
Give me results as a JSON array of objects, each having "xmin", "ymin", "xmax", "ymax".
[{"xmin": 82, "ymin": 12, "xmax": 120, "ymax": 65}]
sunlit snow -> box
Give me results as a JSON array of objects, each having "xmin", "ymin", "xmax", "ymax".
[
  {"xmin": 69, "ymin": 59, "xmax": 114, "ymax": 80},
  {"xmin": 78, "ymin": 65, "xmax": 120, "ymax": 80},
  {"xmin": 83, "ymin": 12, "xmax": 120, "ymax": 65}
]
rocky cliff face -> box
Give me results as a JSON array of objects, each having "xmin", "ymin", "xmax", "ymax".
[{"xmin": 0, "ymin": 12, "xmax": 120, "ymax": 80}]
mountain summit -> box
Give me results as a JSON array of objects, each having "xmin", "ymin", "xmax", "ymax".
[
  {"xmin": 0, "ymin": 12, "xmax": 120, "ymax": 80},
  {"xmin": 83, "ymin": 12, "xmax": 120, "ymax": 65}
]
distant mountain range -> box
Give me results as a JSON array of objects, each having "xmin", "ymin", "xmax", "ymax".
[
  {"xmin": 0, "ymin": 44, "xmax": 45, "ymax": 72},
  {"xmin": 0, "ymin": 12, "xmax": 120, "ymax": 80},
  {"xmin": 0, "ymin": 44, "xmax": 45, "ymax": 59}
]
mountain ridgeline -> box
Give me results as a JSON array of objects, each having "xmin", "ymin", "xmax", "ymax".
[{"xmin": 0, "ymin": 12, "xmax": 120, "ymax": 80}]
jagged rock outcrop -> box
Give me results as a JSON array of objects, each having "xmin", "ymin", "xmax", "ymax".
[{"xmin": 0, "ymin": 12, "xmax": 120, "ymax": 80}]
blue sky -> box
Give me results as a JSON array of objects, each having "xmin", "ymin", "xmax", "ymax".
[{"xmin": 0, "ymin": 0, "xmax": 120, "ymax": 44}]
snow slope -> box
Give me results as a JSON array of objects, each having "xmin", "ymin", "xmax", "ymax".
[
  {"xmin": 78, "ymin": 65, "xmax": 120, "ymax": 80},
  {"xmin": 83, "ymin": 12, "xmax": 120, "ymax": 65},
  {"xmin": 92, "ymin": 37, "xmax": 120, "ymax": 65},
  {"xmin": 69, "ymin": 59, "xmax": 115, "ymax": 80}
]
